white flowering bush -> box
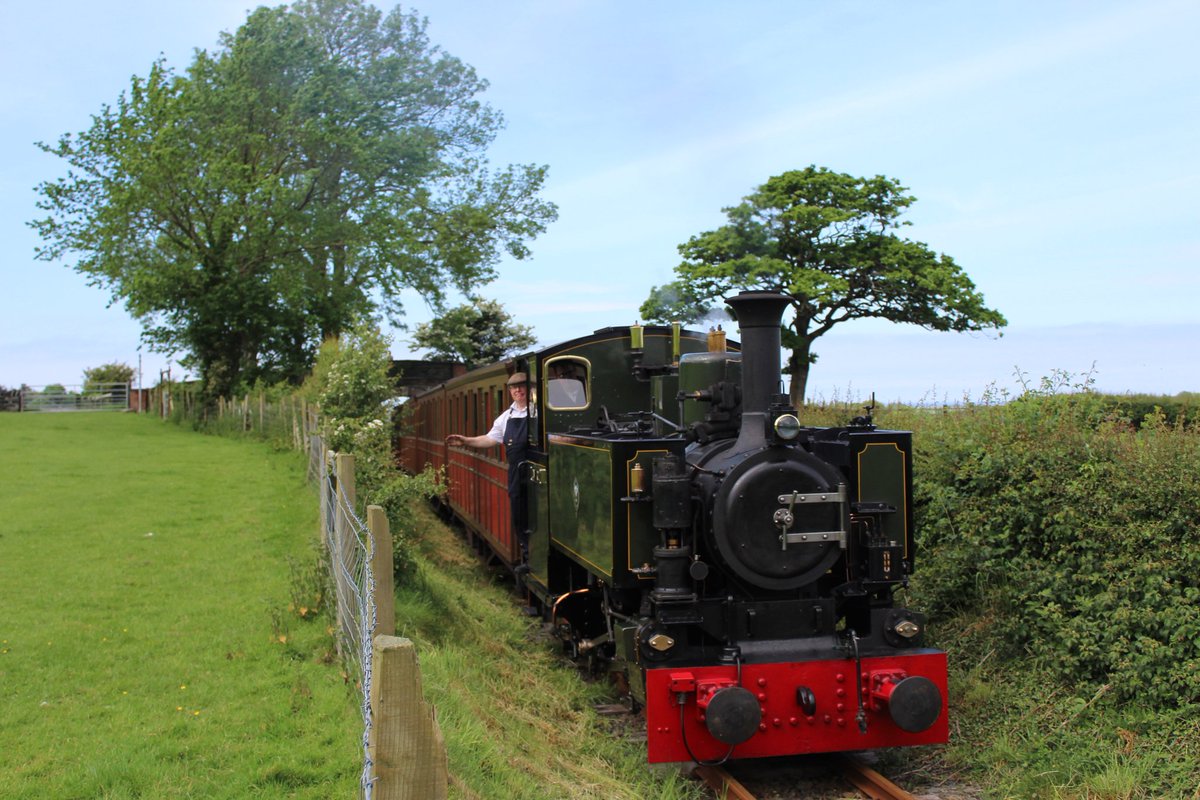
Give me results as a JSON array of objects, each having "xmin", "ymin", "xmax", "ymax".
[
  {"xmin": 305, "ymin": 318, "xmax": 443, "ymax": 581},
  {"xmin": 308, "ymin": 319, "xmax": 395, "ymax": 430}
]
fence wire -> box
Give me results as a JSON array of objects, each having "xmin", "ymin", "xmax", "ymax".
[{"xmin": 312, "ymin": 434, "xmax": 378, "ymax": 800}]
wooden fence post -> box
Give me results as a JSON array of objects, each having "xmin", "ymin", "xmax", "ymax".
[
  {"xmin": 333, "ymin": 453, "xmax": 356, "ymax": 652},
  {"xmin": 367, "ymin": 505, "xmax": 395, "ymax": 637},
  {"xmin": 291, "ymin": 396, "xmax": 302, "ymax": 451},
  {"xmin": 319, "ymin": 448, "xmax": 331, "ymax": 544},
  {"xmin": 369, "ymin": 636, "xmax": 448, "ymax": 800},
  {"xmin": 335, "ymin": 452, "xmax": 356, "ymax": 516}
]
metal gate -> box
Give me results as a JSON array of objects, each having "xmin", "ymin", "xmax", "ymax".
[{"xmin": 18, "ymin": 382, "xmax": 130, "ymax": 412}]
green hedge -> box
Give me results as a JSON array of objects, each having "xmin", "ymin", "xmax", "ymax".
[
  {"xmin": 893, "ymin": 395, "xmax": 1200, "ymax": 707},
  {"xmin": 1093, "ymin": 391, "xmax": 1200, "ymax": 428}
]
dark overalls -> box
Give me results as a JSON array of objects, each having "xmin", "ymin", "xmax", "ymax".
[{"xmin": 503, "ymin": 414, "xmax": 529, "ymax": 563}]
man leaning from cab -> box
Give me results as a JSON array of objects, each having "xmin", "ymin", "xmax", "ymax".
[{"xmin": 444, "ymin": 372, "xmax": 533, "ymax": 567}]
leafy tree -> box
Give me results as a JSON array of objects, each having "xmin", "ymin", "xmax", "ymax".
[
  {"xmin": 32, "ymin": 0, "xmax": 557, "ymax": 401},
  {"xmin": 410, "ymin": 298, "xmax": 535, "ymax": 369},
  {"xmin": 83, "ymin": 362, "xmax": 135, "ymax": 388},
  {"xmin": 642, "ymin": 166, "xmax": 1006, "ymax": 405}
]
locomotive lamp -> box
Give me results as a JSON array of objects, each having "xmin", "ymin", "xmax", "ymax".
[{"xmin": 773, "ymin": 413, "xmax": 801, "ymax": 441}]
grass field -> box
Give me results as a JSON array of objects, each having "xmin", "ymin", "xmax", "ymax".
[{"xmin": 0, "ymin": 411, "xmax": 359, "ymax": 799}]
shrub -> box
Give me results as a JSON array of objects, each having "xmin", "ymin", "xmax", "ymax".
[
  {"xmin": 304, "ymin": 319, "xmax": 444, "ymax": 582},
  {"xmin": 907, "ymin": 389, "xmax": 1200, "ymax": 707},
  {"xmin": 304, "ymin": 319, "xmax": 395, "ymax": 428},
  {"xmin": 1093, "ymin": 391, "xmax": 1199, "ymax": 429}
]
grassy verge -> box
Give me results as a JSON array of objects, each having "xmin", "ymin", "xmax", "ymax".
[
  {"xmin": 929, "ymin": 613, "xmax": 1200, "ymax": 799},
  {"xmin": 395, "ymin": 501, "xmax": 704, "ymax": 800},
  {"xmin": 0, "ymin": 412, "xmax": 358, "ymax": 799}
]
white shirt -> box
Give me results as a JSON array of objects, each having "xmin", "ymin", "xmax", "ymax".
[{"xmin": 486, "ymin": 402, "xmax": 530, "ymax": 444}]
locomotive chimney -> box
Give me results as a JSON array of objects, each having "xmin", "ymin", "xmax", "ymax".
[{"xmin": 725, "ymin": 291, "xmax": 791, "ymax": 449}]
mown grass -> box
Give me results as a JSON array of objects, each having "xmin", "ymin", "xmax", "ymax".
[
  {"xmin": 395, "ymin": 501, "xmax": 704, "ymax": 800},
  {"xmin": 0, "ymin": 411, "xmax": 359, "ymax": 799}
]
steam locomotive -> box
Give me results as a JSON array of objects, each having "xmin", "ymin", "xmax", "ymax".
[{"xmin": 397, "ymin": 291, "xmax": 947, "ymax": 764}]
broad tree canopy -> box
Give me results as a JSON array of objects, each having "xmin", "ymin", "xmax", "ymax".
[
  {"xmin": 642, "ymin": 166, "xmax": 1006, "ymax": 405},
  {"xmin": 410, "ymin": 298, "xmax": 535, "ymax": 370},
  {"xmin": 32, "ymin": 0, "xmax": 557, "ymax": 399}
]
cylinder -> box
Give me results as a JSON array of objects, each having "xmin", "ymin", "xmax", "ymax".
[{"xmin": 651, "ymin": 545, "xmax": 695, "ymax": 604}]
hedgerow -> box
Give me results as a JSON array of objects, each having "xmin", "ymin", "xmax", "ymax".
[
  {"xmin": 1094, "ymin": 391, "xmax": 1199, "ymax": 428},
  {"xmin": 897, "ymin": 387, "xmax": 1200, "ymax": 707}
]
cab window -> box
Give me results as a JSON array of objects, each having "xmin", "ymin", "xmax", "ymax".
[{"xmin": 545, "ymin": 357, "xmax": 589, "ymax": 410}]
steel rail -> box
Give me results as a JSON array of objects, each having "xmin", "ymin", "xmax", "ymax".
[
  {"xmin": 837, "ymin": 754, "xmax": 917, "ymax": 800},
  {"xmin": 691, "ymin": 756, "xmax": 917, "ymax": 800},
  {"xmin": 692, "ymin": 765, "xmax": 757, "ymax": 800}
]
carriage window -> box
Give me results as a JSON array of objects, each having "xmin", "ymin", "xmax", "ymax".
[{"xmin": 545, "ymin": 357, "xmax": 590, "ymax": 410}]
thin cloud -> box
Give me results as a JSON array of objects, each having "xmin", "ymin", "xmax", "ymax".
[{"xmin": 553, "ymin": 0, "xmax": 1195, "ymax": 199}]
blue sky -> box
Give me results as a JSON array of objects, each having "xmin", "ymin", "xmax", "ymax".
[{"xmin": 2, "ymin": 0, "xmax": 1196, "ymax": 401}]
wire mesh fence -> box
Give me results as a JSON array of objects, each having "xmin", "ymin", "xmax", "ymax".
[{"xmin": 312, "ymin": 435, "xmax": 379, "ymax": 799}]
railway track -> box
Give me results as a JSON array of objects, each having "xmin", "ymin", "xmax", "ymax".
[
  {"xmin": 835, "ymin": 755, "xmax": 918, "ymax": 800},
  {"xmin": 693, "ymin": 754, "xmax": 917, "ymax": 800},
  {"xmin": 692, "ymin": 765, "xmax": 757, "ymax": 800}
]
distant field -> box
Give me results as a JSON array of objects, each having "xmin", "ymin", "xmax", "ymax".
[{"xmin": 0, "ymin": 412, "xmax": 358, "ymax": 799}]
